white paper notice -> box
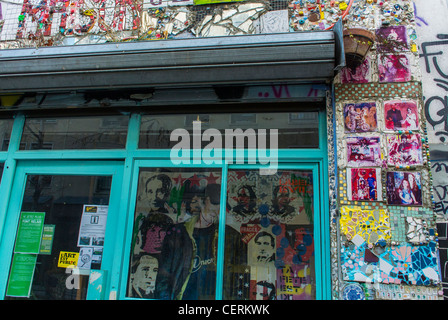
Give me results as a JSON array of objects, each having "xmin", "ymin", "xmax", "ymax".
[{"xmin": 77, "ymin": 205, "xmax": 108, "ymax": 248}]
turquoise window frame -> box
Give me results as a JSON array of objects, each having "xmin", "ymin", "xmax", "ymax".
[
  {"xmin": 118, "ymin": 109, "xmax": 331, "ymax": 300},
  {"xmin": 0, "ymin": 107, "xmax": 331, "ymax": 300}
]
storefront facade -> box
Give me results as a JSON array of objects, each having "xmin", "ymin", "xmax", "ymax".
[
  {"xmin": 0, "ymin": 27, "xmax": 340, "ymax": 300},
  {"xmin": 0, "ymin": 0, "xmax": 444, "ymax": 301},
  {"xmin": 0, "ymin": 88, "xmax": 335, "ymax": 300}
]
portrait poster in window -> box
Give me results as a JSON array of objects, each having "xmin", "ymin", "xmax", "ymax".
[
  {"xmin": 223, "ymin": 170, "xmax": 315, "ymax": 300},
  {"xmin": 128, "ymin": 168, "xmax": 222, "ymax": 300}
]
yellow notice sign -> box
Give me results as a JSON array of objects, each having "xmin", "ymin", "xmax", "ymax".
[{"xmin": 58, "ymin": 251, "xmax": 79, "ymax": 268}]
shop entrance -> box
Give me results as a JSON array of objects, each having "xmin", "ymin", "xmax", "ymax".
[{"xmin": 0, "ymin": 160, "xmax": 124, "ymax": 300}]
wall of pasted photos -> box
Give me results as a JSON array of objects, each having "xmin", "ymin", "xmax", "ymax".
[
  {"xmin": 413, "ymin": 0, "xmax": 448, "ymax": 300},
  {"xmin": 331, "ymin": 0, "xmax": 444, "ymax": 300}
]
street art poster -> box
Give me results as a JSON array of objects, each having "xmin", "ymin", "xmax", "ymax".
[
  {"xmin": 386, "ymin": 133, "xmax": 423, "ymax": 166},
  {"xmin": 384, "ymin": 100, "xmax": 419, "ymax": 131},
  {"xmin": 386, "ymin": 171, "xmax": 422, "ymax": 206},
  {"xmin": 340, "ymin": 56, "xmax": 371, "ymax": 84},
  {"xmin": 128, "ymin": 168, "xmax": 222, "ymax": 299},
  {"xmin": 344, "ymin": 102, "xmax": 378, "ymax": 133},
  {"xmin": 376, "ymin": 26, "xmax": 409, "ymax": 52},
  {"xmin": 347, "ymin": 168, "xmax": 382, "ymax": 202},
  {"xmin": 378, "ymin": 53, "xmax": 411, "ymax": 83},
  {"xmin": 128, "ymin": 168, "xmax": 316, "ymax": 300},
  {"xmin": 224, "ymin": 169, "xmax": 315, "ymax": 300},
  {"xmin": 346, "ymin": 136, "xmax": 382, "ymax": 167}
]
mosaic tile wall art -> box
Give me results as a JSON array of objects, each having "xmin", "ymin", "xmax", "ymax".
[
  {"xmin": 331, "ymin": 0, "xmax": 442, "ymax": 300},
  {"xmin": 388, "ymin": 206, "xmax": 436, "ymax": 245},
  {"xmin": 375, "ymin": 283, "xmax": 440, "ymax": 300},
  {"xmin": 341, "ymin": 241, "xmax": 439, "ymax": 286},
  {"xmin": 0, "ymin": 0, "xmax": 423, "ymax": 48},
  {"xmin": 342, "ymin": 282, "xmax": 441, "ymax": 301},
  {"xmin": 339, "ymin": 206, "xmax": 391, "ymax": 245}
]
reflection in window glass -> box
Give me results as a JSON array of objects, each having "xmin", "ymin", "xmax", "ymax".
[
  {"xmin": 20, "ymin": 116, "xmax": 129, "ymax": 150},
  {"xmin": 128, "ymin": 168, "xmax": 222, "ymax": 300},
  {"xmin": 224, "ymin": 169, "xmax": 315, "ymax": 300},
  {"xmin": 139, "ymin": 112, "xmax": 319, "ymax": 149},
  {"xmin": 0, "ymin": 118, "xmax": 14, "ymax": 151}
]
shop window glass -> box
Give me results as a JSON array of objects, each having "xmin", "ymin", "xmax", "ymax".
[
  {"xmin": 128, "ymin": 168, "xmax": 222, "ymax": 300},
  {"xmin": 20, "ymin": 116, "xmax": 129, "ymax": 150},
  {"xmin": 6, "ymin": 175, "xmax": 111, "ymax": 300},
  {"xmin": 0, "ymin": 118, "xmax": 14, "ymax": 151},
  {"xmin": 223, "ymin": 169, "xmax": 315, "ymax": 300},
  {"xmin": 139, "ymin": 112, "xmax": 319, "ymax": 149},
  {"xmin": 128, "ymin": 167, "xmax": 316, "ymax": 300}
]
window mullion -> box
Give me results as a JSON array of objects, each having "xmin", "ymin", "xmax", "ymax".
[{"xmin": 215, "ymin": 161, "xmax": 228, "ymax": 300}]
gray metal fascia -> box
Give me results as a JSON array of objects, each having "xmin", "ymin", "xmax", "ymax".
[{"xmin": 0, "ymin": 31, "xmax": 337, "ymax": 93}]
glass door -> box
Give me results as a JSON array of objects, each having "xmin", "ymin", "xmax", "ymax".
[
  {"xmin": 0, "ymin": 160, "xmax": 124, "ymax": 300},
  {"xmin": 223, "ymin": 165, "xmax": 320, "ymax": 300},
  {"xmin": 123, "ymin": 161, "xmax": 324, "ymax": 300},
  {"xmin": 125, "ymin": 164, "xmax": 224, "ymax": 300}
]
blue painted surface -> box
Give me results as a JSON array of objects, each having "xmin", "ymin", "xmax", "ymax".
[{"xmin": 0, "ymin": 105, "xmax": 330, "ymax": 300}]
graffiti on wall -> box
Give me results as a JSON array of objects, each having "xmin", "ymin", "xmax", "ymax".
[
  {"xmin": 420, "ymin": 34, "xmax": 448, "ymax": 143},
  {"xmin": 414, "ymin": 0, "xmax": 448, "ymax": 144},
  {"xmin": 431, "ymin": 155, "xmax": 448, "ymax": 220},
  {"xmin": 414, "ymin": 0, "xmax": 448, "ymax": 300}
]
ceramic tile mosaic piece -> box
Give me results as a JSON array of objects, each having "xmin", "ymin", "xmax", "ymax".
[
  {"xmin": 388, "ymin": 206, "xmax": 435, "ymax": 244},
  {"xmin": 378, "ymin": 53, "xmax": 411, "ymax": 83},
  {"xmin": 341, "ymin": 241, "xmax": 440, "ymax": 286},
  {"xmin": 376, "ymin": 26, "xmax": 409, "ymax": 53},
  {"xmin": 340, "ymin": 206, "xmax": 391, "ymax": 245},
  {"xmin": 375, "ymin": 283, "xmax": 441, "ymax": 300},
  {"xmin": 340, "ymin": 57, "xmax": 372, "ymax": 84},
  {"xmin": 406, "ymin": 217, "xmax": 430, "ymax": 244},
  {"xmin": 342, "ymin": 282, "xmax": 366, "ymax": 300},
  {"xmin": 343, "ymin": 102, "xmax": 377, "ymax": 133},
  {"xmin": 334, "ymin": 83, "xmax": 422, "ymax": 102}
]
